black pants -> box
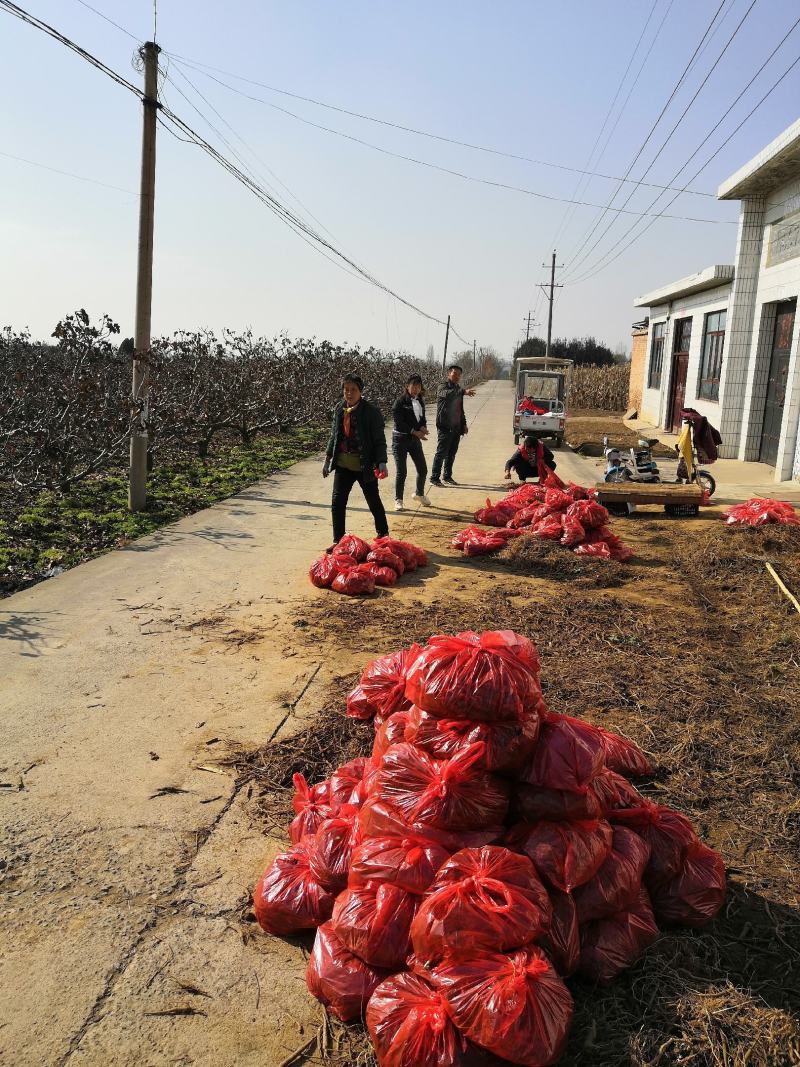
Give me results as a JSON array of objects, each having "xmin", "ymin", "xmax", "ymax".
[
  {"xmin": 392, "ymin": 434, "xmax": 427, "ymax": 499},
  {"xmin": 331, "ymin": 467, "xmax": 389, "ymax": 542},
  {"xmin": 431, "ymin": 428, "xmax": 461, "ymax": 480}
]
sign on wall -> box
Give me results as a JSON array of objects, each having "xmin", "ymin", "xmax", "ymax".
[{"xmin": 767, "ymin": 208, "xmax": 800, "ymax": 267}]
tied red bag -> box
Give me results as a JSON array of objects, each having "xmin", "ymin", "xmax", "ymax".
[
  {"xmin": 573, "ymin": 825, "xmax": 651, "ymax": 923},
  {"xmin": 595, "ymin": 726, "xmax": 653, "ymax": 778},
  {"xmin": 332, "ymin": 568, "xmax": 375, "ymax": 596},
  {"xmin": 513, "ymin": 782, "xmax": 602, "ymax": 823},
  {"xmin": 373, "ymin": 710, "xmax": 412, "ymax": 759},
  {"xmin": 474, "ymin": 499, "xmax": 518, "ymax": 527},
  {"xmin": 574, "ymin": 541, "xmax": 612, "ymax": 559},
  {"xmin": 577, "ymin": 886, "xmax": 659, "ymax": 984},
  {"xmin": 507, "ymin": 503, "xmax": 549, "ymax": 529},
  {"xmin": 724, "ymin": 497, "xmax": 800, "ymax": 526},
  {"xmin": 367, "ymin": 972, "xmax": 503, "ymax": 1067},
  {"xmin": 309, "ymin": 553, "xmax": 351, "ymax": 588},
  {"xmin": 433, "ymin": 944, "xmax": 574, "ymax": 1067},
  {"xmin": 411, "ymin": 846, "xmax": 552, "ymax": 964},
  {"xmin": 647, "ymin": 840, "xmax": 726, "ymax": 928},
  {"xmin": 331, "ymin": 881, "xmax": 418, "ymax": 970},
  {"xmin": 329, "ymin": 758, "xmax": 371, "ymax": 811},
  {"xmin": 308, "ymin": 804, "xmax": 362, "ymax": 893},
  {"xmin": 404, "ymin": 704, "xmax": 541, "ymax": 774},
  {"xmin": 306, "ymin": 921, "xmax": 389, "ymax": 1022},
  {"xmin": 405, "ymin": 630, "xmax": 540, "ymax": 722},
  {"xmin": 372, "ymin": 742, "xmax": 510, "ymax": 831},
  {"xmin": 566, "ymin": 498, "xmax": 610, "ymax": 530},
  {"xmin": 358, "ymin": 797, "xmax": 504, "ymax": 854},
  {"xmin": 333, "ymin": 534, "xmax": 371, "ymax": 562},
  {"xmin": 361, "ymin": 563, "xmax": 398, "ymax": 587},
  {"xmin": 537, "ymin": 889, "xmax": 580, "ymax": 977},
  {"xmin": 289, "ymin": 773, "xmax": 332, "ymax": 843},
  {"xmin": 612, "ymin": 803, "xmax": 699, "ymax": 886},
  {"xmin": 543, "ymin": 488, "xmax": 574, "ymax": 514},
  {"xmin": 520, "ymin": 713, "xmax": 606, "ymax": 794},
  {"xmin": 347, "ymin": 646, "xmax": 419, "ymax": 723},
  {"xmin": 367, "ymin": 547, "xmax": 406, "ymax": 575},
  {"xmin": 373, "ymin": 536, "xmax": 424, "ymax": 570},
  {"xmin": 560, "ymin": 512, "xmax": 586, "ymax": 547},
  {"xmin": 254, "ymin": 836, "xmax": 335, "ymax": 935},
  {"xmin": 508, "ymin": 818, "xmax": 614, "ymax": 892},
  {"xmin": 349, "ymin": 832, "xmax": 451, "ymax": 895},
  {"xmin": 532, "ymin": 515, "xmax": 564, "ymax": 540},
  {"xmin": 591, "ymin": 769, "xmax": 643, "ymax": 814}
]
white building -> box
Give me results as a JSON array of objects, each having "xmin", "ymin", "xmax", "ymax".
[{"xmin": 633, "ymin": 118, "xmax": 800, "ymax": 481}]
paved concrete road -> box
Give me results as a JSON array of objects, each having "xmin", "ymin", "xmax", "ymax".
[{"xmin": 0, "ymin": 380, "xmax": 597, "ymax": 1066}]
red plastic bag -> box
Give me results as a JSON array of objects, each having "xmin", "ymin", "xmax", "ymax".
[
  {"xmin": 405, "ymin": 630, "xmax": 540, "ymax": 722},
  {"xmin": 591, "ymin": 769, "xmax": 643, "ymax": 814},
  {"xmin": 367, "ymin": 547, "xmax": 405, "ymax": 574},
  {"xmin": 724, "ymin": 497, "xmax": 800, "ymax": 526},
  {"xmin": 373, "ymin": 742, "xmax": 509, "ymax": 831},
  {"xmin": 647, "ymin": 839, "xmax": 726, "ymax": 927},
  {"xmin": 347, "ymin": 646, "xmax": 419, "ymax": 723},
  {"xmin": 542, "ymin": 467, "xmax": 567, "ymax": 490},
  {"xmin": 254, "ymin": 836, "xmax": 336, "ymax": 935},
  {"xmin": 309, "ymin": 553, "xmax": 350, "ymax": 589},
  {"xmin": 612, "ymin": 803, "xmax": 699, "ymax": 886},
  {"xmin": 360, "ymin": 562, "xmax": 398, "ymax": 587},
  {"xmin": 367, "ymin": 972, "xmax": 499, "ymax": 1067},
  {"xmin": 349, "ymin": 831, "xmax": 451, "ymax": 896},
  {"xmin": 573, "ymin": 825, "xmax": 651, "ymax": 923},
  {"xmin": 474, "ymin": 498, "xmax": 518, "ymax": 527},
  {"xmin": 332, "ymin": 568, "xmax": 375, "ymax": 595},
  {"xmin": 566, "ymin": 499, "xmax": 610, "ymax": 530},
  {"xmin": 306, "ymin": 921, "xmax": 389, "ymax": 1022},
  {"xmin": 521, "ymin": 712, "xmax": 606, "ymax": 794},
  {"xmin": 333, "ymin": 534, "xmax": 371, "ymax": 562},
  {"xmin": 537, "ymin": 889, "xmax": 580, "ymax": 977},
  {"xmin": 328, "ymin": 758, "xmax": 370, "ymax": 811},
  {"xmin": 411, "ymin": 846, "xmax": 552, "ymax": 964},
  {"xmin": 596, "ymin": 726, "xmax": 653, "ymax": 777},
  {"xmin": 358, "ymin": 796, "xmax": 503, "ymax": 854},
  {"xmin": 544, "ymin": 488, "xmax": 574, "ymax": 513},
  {"xmin": 577, "ymin": 886, "xmax": 658, "ymax": 983},
  {"xmin": 508, "ymin": 818, "xmax": 613, "ymax": 892},
  {"xmin": 566, "ymin": 482, "xmax": 590, "ymax": 500},
  {"xmin": 434, "ymin": 945, "xmax": 574, "ymax": 1067},
  {"xmin": 309, "ymin": 804, "xmax": 362, "ymax": 893},
  {"xmin": 331, "ymin": 881, "xmax": 418, "ymax": 970},
  {"xmin": 532, "ymin": 515, "xmax": 564, "ymax": 540},
  {"xmin": 506, "ymin": 503, "xmax": 549, "ymax": 529},
  {"xmin": 373, "ymin": 710, "xmax": 412, "ymax": 759},
  {"xmin": 289, "ymin": 773, "xmax": 333, "ymax": 844},
  {"xmin": 372, "ymin": 536, "xmax": 419, "ymax": 570},
  {"xmin": 560, "ymin": 512, "xmax": 586, "ymax": 547},
  {"xmin": 574, "ymin": 541, "xmax": 612, "ymax": 559},
  {"xmin": 463, "ymin": 531, "xmax": 507, "ymax": 557},
  {"xmin": 404, "ymin": 705, "xmax": 541, "ymax": 774},
  {"xmin": 513, "ymin": 782, "xmax": 602, "ymax": 823}
]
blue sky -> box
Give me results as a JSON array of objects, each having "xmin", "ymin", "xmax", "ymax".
[{"xmin": 1, "ymin": 0, "xmax": 798, "ymax": 358}]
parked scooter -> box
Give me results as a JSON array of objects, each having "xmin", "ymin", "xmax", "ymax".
[{"xmin": 603, "ymin": 422, "xmax": 716, "ymax": 497}]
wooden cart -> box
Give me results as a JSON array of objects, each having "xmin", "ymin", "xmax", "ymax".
[{"xmin": 595, "ymin": 482, "xmax": 705, "ymax": 516}]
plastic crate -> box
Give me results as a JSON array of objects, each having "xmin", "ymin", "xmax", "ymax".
[{"xmin": 664, "ymin": 502, "xmax": 700, "ymax": 517}]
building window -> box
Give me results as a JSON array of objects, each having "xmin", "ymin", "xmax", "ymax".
[
  {"xmin": 698, "ymin": 310, "xmax": 726, "ymax": 401},
  {"xmin": 648, "ymin": 321, "xmax": 666, "ymax": 388}
]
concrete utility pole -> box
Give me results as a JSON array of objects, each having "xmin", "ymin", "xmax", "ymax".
[
  {"xmin": 441, "ymin": 314, "xmax": 451, "ymax": 372},
  {"xmin": 538, "ymin": 250, "xmax": 563, "ymax": 360},
  {"xmin": 523, "ymin": 311, "xmax": 538, "ymax": 341},
  {"xmin": 472, "ymin": 339, "xmax": 476, "ymax": 375},
  {"xmin": 129, "ymin": 41, "xmax": 160, "ymax": 512}
]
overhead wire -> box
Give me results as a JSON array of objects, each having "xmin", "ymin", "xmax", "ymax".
[
  {"xmin": 567, "ymin": 43, "xmax": 800, "ymax": 285},
  {"xmin": 0, "ymin": 0, "xmax": 473, "ymax": 344},
  {"xmin": 562, "ymin": 0, "xmax": 758, "ymax": 281},
  {"xmin": 0, "ymin": 148, "xmax": 138, "ymax": 195},
  {"xmin": 70, "ymin": 0, "xmax": 140, "ymax": 42}
]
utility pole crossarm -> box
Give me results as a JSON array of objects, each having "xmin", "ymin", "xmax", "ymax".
[{"xmin": 541, "ymin": 250, "xmax": 564, "ymax": 359}]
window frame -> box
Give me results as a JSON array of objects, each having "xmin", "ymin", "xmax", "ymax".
[
  {"xmin": 648, "ymin": 321, "xmax": 666, "ymax": 389},
  {"xmin": 697, "ymin": 309, "xmax": 726, "ymax": 402}
]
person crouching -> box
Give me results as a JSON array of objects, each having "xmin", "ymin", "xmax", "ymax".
[{"xmin": 504, "ymin": 435, "xmax": 556, "ymax": 483}]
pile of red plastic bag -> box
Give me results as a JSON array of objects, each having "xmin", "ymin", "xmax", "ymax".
[
  {"xmin": 724, "ymin": 497, "xmax": 800, "ymax": 527},
  {"xmin": 309, "ymin": 534, "xmax": 428, "ymax": 596},
  {"xmin": 453, "ymin": 476, "xmax": 633, "ymax": 561},
  {"xmin": 254, "ymin": 630, "xmax": 725, "ymax": 1066}
]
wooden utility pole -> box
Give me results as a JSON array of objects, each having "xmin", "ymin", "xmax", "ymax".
[
  {"xmin": 441, "ymin": 314, "xmax": 451, "ymax": 372},
  {"xmin": 538, "ymin": 250, "xmax": 563, "ymax": 360},
  {"xmin": 129, "ymin": 41, "xmax": 160, "ymax": 512}
]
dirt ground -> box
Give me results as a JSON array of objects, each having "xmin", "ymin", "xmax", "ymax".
[
  {"xmin": 236, "ymin": 505, "xmax": 800, "ymax": 1067},
  {"xmin": 566, "ymin": 410, "xmax": 676, "ymax": 458}
]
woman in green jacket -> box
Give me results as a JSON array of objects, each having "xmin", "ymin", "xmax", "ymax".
[{"xmin": 323, "ymin": 374, "xmax": 389, "ymax": 546}]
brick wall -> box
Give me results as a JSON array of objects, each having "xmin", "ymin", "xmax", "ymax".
[{"xmin": 628, "ymin": 329, "xmax": 648, "ymax": 413}]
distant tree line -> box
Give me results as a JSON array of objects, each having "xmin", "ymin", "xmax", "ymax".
[
  {"xmin": 514, "ymin": 335, "xmax": 617, "ymax": 368},
  {"xmin": 0, "ymin": 310, "xmax": 486, "ymax": 494}
]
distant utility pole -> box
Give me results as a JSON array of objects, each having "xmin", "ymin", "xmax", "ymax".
[
  {"xmin": 538, "ymin": 250, "xmax": 564, "ymax": 360},
  {"xmin": 472, "ymin": 339, "xmax": 476, "ymax": 375},
  {"xmin": 441, "ymin": 314, "xmax": 451, "ymax": 372},
  {"xmin": 523, "ymin": 311, "xmax": 538, "ymax": 342},
  {"xmin": 129, "ymin": 41, "xmax": 160, "ymax": 513}
]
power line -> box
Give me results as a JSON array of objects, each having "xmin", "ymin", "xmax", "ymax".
[
  {"xmin": 563, "ymin": 0, "xmax": 758, "ymax": 281},
  {"xmin": 0, "ymin": 148, "xmax": 138, "ymax": 195},
  {"xmin": 0, "ymin": 0, "xmax": 474, "ymax": 346},
  {"xmin": 166, "ymin": 51, "xmax": 715, "ymax": 199},
  {"xmin": 568, "ymin": 44, "xmax": 800, "ymax": 285},
  {"xmin": 161, "ymin": 60, "xmax": 731, "ymax": 225},
  {"xmin": 561, "ymin": 0, "xmax": 729, "ymax": 272},
  {"xmin": 70, "ymin": 0, "xmax": 140, "ymax": 42}
]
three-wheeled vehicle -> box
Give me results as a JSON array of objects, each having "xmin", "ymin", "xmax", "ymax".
[{"xmin": 513, "ymin": 357, "xmax": 572, "ymax": 445}]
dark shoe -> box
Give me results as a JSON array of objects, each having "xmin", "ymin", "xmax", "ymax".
[
  {"xmin": 443, "ymin": 477, "xmax": 458, "ymax": 485},
  {"xmin": 429, "ymin": 477, "xmax": 443, "ymax": 487}
]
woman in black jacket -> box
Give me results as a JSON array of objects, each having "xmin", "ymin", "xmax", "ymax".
[
  {"xmin": 391, "ymin": 375, "xmax": 431, "ymax": 511},
  {"xmin": 323, "ymin": 374, "xmax": 389, "ymax": 546}
]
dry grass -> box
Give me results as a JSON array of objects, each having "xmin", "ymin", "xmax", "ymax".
[{"xmin": 566, "ymin": 411, "xmax": 675, "ymax": 458}]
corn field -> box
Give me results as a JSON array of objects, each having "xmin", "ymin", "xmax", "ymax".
[{"xmin": 567, "ymin": 364, "xmax": 629, "ymax": 412}]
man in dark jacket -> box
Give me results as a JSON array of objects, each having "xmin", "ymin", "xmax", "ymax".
[
  {"xmin": 504, "ymin": 436, "xmax": 556, "ymax": 482},
  {"xmin": 323, "ymin": 374, "xmax": 389, "ymax": 545},
  {"xmin": 430, "ymin": 365, "xmax": 475, "ymax": 486}
]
